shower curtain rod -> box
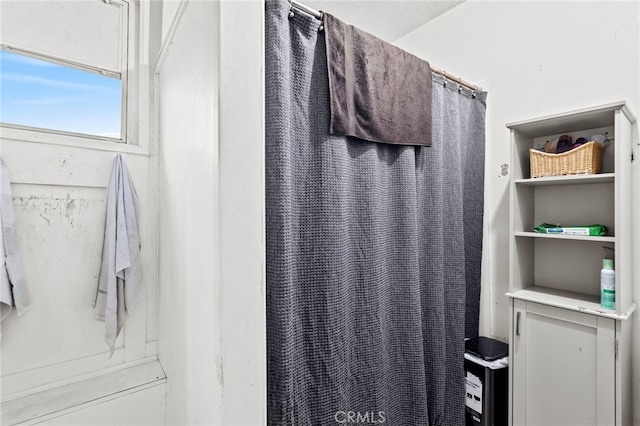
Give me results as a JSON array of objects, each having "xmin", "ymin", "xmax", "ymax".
[{"xmin": 289, "ymin": 0, "xmax": 480, "ymax": 92}]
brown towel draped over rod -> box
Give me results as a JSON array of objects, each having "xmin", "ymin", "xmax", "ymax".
[{"xmin": 289, "ymin": 0, "xmax": 480, "ymax": 92}]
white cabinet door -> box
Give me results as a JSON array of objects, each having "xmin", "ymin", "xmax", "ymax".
[{"xmin": 511, "ymin": 300, "xmax": 616, "ymax": 426}]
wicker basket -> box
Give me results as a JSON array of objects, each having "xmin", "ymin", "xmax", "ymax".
[{"xmin": 529, "ymin": 141, "xmax": 604, "ymax": 178}]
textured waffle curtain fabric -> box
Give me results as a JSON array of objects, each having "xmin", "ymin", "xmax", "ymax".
[{"xmin": 265, "ymin": 1, "xmax": 487, "ymax": 424}]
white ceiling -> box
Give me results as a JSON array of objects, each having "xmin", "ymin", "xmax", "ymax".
[{"xmin": 302, "ymin": 0, "xmax": 466, "ymax": 42}]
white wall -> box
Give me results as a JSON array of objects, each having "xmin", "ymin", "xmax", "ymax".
[
  {"xmin": 156, "ymin": 0, "xmax": 221, "ymax": 423},
  {"xmin": 395, "ymin": 0, "xmax": 639, "ymax": 419},
  {"xmin": 156, "ymin": 0, "xmax": 265, "ymax": 424},
  {"xmin": 0, "ymin": 1, "xmax": 165, "ymax": 424}
]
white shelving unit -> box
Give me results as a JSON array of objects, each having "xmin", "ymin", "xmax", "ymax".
[{"xmin": 506, "ymin": 101, "xmax": 636, "ymax": 426}]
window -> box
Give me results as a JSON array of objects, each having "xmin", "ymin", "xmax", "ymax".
[
  {"xmin": 1, "ymin": 49, "xmax": 123, "ymax": 139},
  {"xmin": 0, "ymin": 0, "xmax": 130, "ymax": 142}
]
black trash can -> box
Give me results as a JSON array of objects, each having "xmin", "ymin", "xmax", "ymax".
[{"xmin": 464, "ymin": 337, "xmax": 509, "ymax": 426}]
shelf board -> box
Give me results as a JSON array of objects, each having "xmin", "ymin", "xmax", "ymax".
[
  {"xmin": 514, "ymin": 231, "xmax": 615, "ymax": 243},
  {"xmin": 515, "ymin": 173, "xmax": 614, "ymax": 186},
  {"xmin": 507, "ymin": 286, "xmax": 636, "ymax": 320},
  {"xmin": 506, "ymin": 101, "xmax": 635, "ymax": 136}
]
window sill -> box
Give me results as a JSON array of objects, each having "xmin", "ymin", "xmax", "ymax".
[
  {"xmin": 0, "ymin": 125, "xmax": 149, "ymax": 157},
  {"xmin": 1, "ymin": 360, "xmax": 166, "ymax": 425}
]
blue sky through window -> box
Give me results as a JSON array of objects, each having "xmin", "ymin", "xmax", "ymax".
[{"xmin": 0, "ymin": 49, "xmax": 122, "ymax": 139}]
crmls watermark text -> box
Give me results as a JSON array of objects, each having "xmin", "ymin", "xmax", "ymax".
[{"xmin": 334, "ymin": 411, "xmax": 386, "ymax": 424}]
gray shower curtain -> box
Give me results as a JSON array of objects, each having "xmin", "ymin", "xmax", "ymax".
[{"xmin": 266, "ymin": 1, "xmax": 487, "ymax": 424}]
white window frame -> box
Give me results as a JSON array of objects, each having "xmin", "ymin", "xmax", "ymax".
[{"xmin": 0, "ymin": 0, "xmax": 144, "ymax": 146}]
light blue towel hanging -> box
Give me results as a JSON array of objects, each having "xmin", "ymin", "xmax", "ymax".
[
  {"xmin": 86, "ymin": 153, "xmax": 142, "ymax": 357},
  {"xmin": 0, "ymin": 158, "xmax": 29, "ymax": 323}
]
